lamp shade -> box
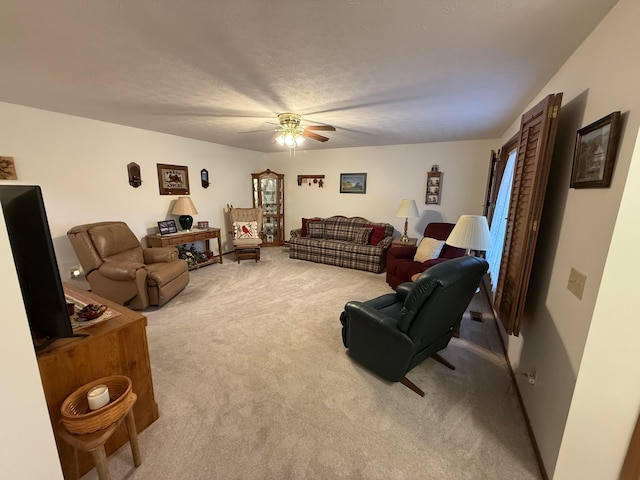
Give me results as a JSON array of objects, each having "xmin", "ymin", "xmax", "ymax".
[
  {"xmin": 171, "ymin": 196, "xmax": 198, "ymax": 230},
  {"xmin": 446, "ymin": 215, "xmax": 492, "ymax": 251},
  {"xmin": 395, "ymin": 199, "xmax": 419, "ymax": 218},
  {"xmin": 171, "ymin": 197, "xmax": 198, "ymax": 216}
]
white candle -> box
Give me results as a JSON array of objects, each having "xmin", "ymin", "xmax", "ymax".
[{"xmin": 87, "ymin": 384, "xmax": 110, "ymax": 410}]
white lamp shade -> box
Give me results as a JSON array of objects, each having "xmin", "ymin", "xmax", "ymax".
[
  {"xmin": 447, "ymin": 215, "xmax": 492, "ymax": 251},
  {"xmin": 395, "ymin": 199, "xmax": 419, "ymax": 218},
  {"xmin": 171, "ymin": 196, "xmax": 198, "ymax": 215}
]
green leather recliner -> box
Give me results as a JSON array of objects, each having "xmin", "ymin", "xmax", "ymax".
[{"xmin": 340, "ymin": 255, "xmax": 489, "ymax": 396}]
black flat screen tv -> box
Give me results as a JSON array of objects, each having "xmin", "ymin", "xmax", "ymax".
[{"xmin": 0, "ymin": 185, "xmax": 77, "ymax": 349}]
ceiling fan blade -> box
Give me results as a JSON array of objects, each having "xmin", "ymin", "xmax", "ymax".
[
  {"xmin": 304, "ymin": 125, "xmax": 336, "ymax": 131},
  {"xmin": 238, "ymin": 128, "xmax": 275, "ymax": 134},
  {"xmin": 302, "ymin": 130, "xmax": 330, "ymax": 142}
]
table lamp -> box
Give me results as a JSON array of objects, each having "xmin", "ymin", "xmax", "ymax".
[
  {"xmin": 446, "ymin": 215, "xmax": 492, "ymax": 255},
  {"xmin": 172, "ymin": 196, "xmax": 198, "ymax": 231},
  {"xmin": 395, "ymin": 199, "xmax": 419, "ymax": 243}
]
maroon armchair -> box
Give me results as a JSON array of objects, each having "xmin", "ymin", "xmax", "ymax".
[{"xmin": 385, "ymin": 222, "xmax": 465, "ymax": 290}]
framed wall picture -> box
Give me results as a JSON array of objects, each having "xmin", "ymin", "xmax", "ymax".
[
  {"xmin": 157, "ymin": 220, "xmax": 178, "ymax": 235},
  {"xmin": 340, "ymin": 173, "xmax": 367, "ymax": 194},
  {"xmin": 425, "ymin": 171, "xmax": 442, "ymax": 204},
  {"xmin": 570, "ymin": 111, "xmax": 621, "ymax": 188},
  {"xmin": 157, "ymin": 163, "xmax": 190, "ymax": 195}
]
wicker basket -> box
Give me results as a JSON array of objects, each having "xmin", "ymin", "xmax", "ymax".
[{"xmin": 60, "ymin": 375, "xmax": 133, "ymax": 434}]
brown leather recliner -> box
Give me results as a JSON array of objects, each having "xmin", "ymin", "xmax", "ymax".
[{"xmin": 67, "ymin": 221, "xmax": 189, "ymax": 309}]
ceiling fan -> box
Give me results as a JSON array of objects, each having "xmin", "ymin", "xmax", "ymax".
[{"xmin": 273, "ymin": 113, "xmax": 336, "ymax": 155}]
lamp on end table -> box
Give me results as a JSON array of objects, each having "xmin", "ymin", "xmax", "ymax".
[
  {"xmin": 446, "ymin": 215, "xmax": 492, "ymax": 255},
  {"xmin": 172, "ymin": 197, "xmax": 198, "ymax": 231},
  {"xmin": 395, "ymin": 199, "xmax": 419, "ymax": 243}
]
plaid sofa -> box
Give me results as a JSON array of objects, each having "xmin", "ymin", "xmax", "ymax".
[{"xmin": 289, "ymin": 216, "xmax": 394, "ymax": 273}]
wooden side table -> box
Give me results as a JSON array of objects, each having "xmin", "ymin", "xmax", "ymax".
[
  {"xmin": 391, "ymin": 237, "xmax": 417, "ymax": 247},
  {"xmin": 146, "ymin": 228, "xmax": 223, "ymax": 269},
  {"xmin": 57, "ymin": 394, "xmax": 141, "ymax": 480}
]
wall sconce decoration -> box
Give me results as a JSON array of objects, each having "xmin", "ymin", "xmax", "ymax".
[
  {"xmin": 0, "ymin": 156, "xmax": 18, "ymax": 180},
  {"xmin": 201, "ymin": 169, "xmax": 210, "ymax": 188},
  {"xmin": 127, "ymin": 162, "xmax": 142, "ymax": 188},
  {"xmin": 297, "ymin": 175, "xmax": 325, "ymax": 188}
]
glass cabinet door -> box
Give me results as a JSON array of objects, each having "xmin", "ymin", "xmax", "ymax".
[{"xmin": 251, "ymin": 169, "xmax": 284, "ymax": 246}]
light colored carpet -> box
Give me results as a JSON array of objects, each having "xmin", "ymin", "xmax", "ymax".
[{"xmin": 81, "ymin": 248, "xmax": 541, "ymax": 480}]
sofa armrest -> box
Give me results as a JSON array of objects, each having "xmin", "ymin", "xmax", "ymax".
[
  {"xmin": 143, "ymin": 247, "xmax": 178, "ymax": 264},
  {"xmin": 388, "ymin": 245, "xmax": 418, "ymax": 260},
  {"xmin": 98, "ymin": 261, "xmax": 146, "ymax": 281},
  {"xmin": 378, "ymin": 235, "xmax": 393, "ymax": 248},
  {"xmin": 290, "ymin": 228, "xmax": 302, "ymax": 239}
]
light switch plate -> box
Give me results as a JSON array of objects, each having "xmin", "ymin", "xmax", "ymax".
[{"xmin": 567, "ymin": 267, "xmax": 587, "ymax": 300}]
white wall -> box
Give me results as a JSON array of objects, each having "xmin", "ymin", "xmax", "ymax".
[
  {"xmin": 554, "ymin": 126, "xmax": 640, "ymax": 478},
  {"xmin": 0, "ymin": 101, "xmax": 263, "ymax": 285},
  {"xmin": 0, "ymin": 214, "xmax": 63, "ymax": 480},
  {"xmin": 266, "ymin": 140, "xmax": 494, "ymax": 240},
  {"xmin": 496, "ymin": 0, "xmax": 640, "ymax": 477}
]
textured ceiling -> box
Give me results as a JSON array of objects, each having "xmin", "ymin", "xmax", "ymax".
[{"xmin": 0, "ymin": 1, "xmax": 618, "ymax": 153}]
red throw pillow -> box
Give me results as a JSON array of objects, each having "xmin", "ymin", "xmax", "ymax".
[
  {"xmin": 301, "ymin": 217, "xmax": 321, "ymax": 237},
  {"xmin": 366, "ymin": 225, "xmax": 386, "ymax": 245}
]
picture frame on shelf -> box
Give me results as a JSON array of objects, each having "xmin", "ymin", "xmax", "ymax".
[
  {"xmin": 157, "ymin": 163, "xmax": 190, "ymax": 195},
  {"xmin": 340, "ymin": 173, "xmax": 367, "ymax": 194},
  {"xmin": 157, "ymin": 220, "xmax": 178, "ymax": 235},
  {"xmin": 570, "ymin": 111, "xmax": 621, "ymax": 188}
]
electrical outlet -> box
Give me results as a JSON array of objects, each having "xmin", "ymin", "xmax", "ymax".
[{"xmin": 567, "ymin": 267, "xmax": 586, "ymax": 300}]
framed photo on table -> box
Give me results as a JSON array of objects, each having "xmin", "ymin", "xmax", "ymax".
[
  {"xmin": 157, "ymin": 164, "xmax": 190, "ymax": 195},
  {"xmin": 157, "ymin": 220, "xmax": 178, "ymax": 235},
  {"xmin": 570, "ymin": 111, "xmax": 621, "ymax": 189}
]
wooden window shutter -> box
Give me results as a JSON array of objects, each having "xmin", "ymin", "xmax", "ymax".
[
  {"xmin": 493, "ymin": 93, "xmax": 563, "ymax": 336},
  {"xmin": 484, "ymin": 133, "xmax": 519, "ymax": 225},
  {"xmin": 483, "ymin": 149, "xmax": 499, "ymax": 222}
]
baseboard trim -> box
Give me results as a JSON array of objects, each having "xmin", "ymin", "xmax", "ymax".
[{"xmin": 481, "ymin": 285, "xmax": 549, "ymax": 480}]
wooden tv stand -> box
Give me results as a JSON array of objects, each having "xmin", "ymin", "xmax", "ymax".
[{"xmin": 37, "ymin": 283, "xmax": 159, "ymax": 478}]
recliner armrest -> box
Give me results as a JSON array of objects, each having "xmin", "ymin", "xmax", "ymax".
[
  {"xmin": 98, "ymin": 261, "xmax": 146, "ymax": 281},
  {"xmin": 344, "ymin": 302, "xmax": 406, "ymax": 339},
  {"xmin": 343, "ymin": 301, "xmax": 414, "ymax": 381},
  {"xmin": 143, "ymin": 247, "xmax": 178, "ymax": 264},
  {"xmin": 396, "ymin": 283, "xmax": 413, "ymax": 302}
]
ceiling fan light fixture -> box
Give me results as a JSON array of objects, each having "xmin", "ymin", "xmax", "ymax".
[{"xmin": 275, "ymin": 113, "xmax": 306, "ymax": 156}]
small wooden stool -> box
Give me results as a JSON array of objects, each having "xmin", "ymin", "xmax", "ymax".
[
  {"xmin": 235, "ymin": 246, "xmax": 261, "ymax": 263},
  {"xmin": 58, "ymin": 393, "xmax": 141, "ymax": 480}
]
